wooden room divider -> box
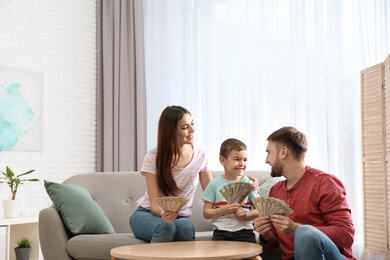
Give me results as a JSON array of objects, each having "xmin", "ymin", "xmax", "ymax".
[{"xmin": 361, "ymin": 53, "xmax": 390, "ymax": 259}]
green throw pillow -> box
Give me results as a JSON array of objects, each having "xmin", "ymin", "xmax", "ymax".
[{"xmin": 44, "ymin": 180, "xmax": 115, "ymax": 235}]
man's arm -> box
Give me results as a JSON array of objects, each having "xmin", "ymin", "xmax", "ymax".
[{"xmin": 315, "ymin": 176, "xmax": 355, "ymax": 248}]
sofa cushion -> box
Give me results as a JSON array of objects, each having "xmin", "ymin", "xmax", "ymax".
[
  {"xmin": 44, "ymin": 180, "xmax": 115, "ymax": 235},
  {"xmin": 258, "ymin": 177, "xmax": 285, "ymax": 197}
]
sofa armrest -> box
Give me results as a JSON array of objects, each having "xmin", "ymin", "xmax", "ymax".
[{"xmin": 39, "ymin": 206, "xmax": 74, "ymax": 260}]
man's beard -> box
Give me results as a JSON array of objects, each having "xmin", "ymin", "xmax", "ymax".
[{"xmin": 270, "ymin": 157, "xmax": 283, "ymax": 177}]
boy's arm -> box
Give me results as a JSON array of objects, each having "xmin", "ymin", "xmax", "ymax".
[
  {"xmin": 235, "ymin": 208, "xmax": 260, "ymax": 220},
  {"xmin": 246, "ymin": 209, "xmax": 260, "ymax": 219},
  {"xmin": 203, "ymin": 201, "xmax": 240, "ymax": 219}
]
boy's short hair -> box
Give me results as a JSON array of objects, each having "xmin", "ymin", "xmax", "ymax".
[{"xmin": 220, "ymin": 138, "xmax": 247, "ymax": 158}]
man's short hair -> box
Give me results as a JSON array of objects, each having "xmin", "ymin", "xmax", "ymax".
[{"xmin": 267, "ymin": 126, "xmax": 307, "ymax": 160}]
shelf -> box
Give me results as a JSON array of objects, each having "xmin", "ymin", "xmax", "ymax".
[{"xmin": 0, "ymin": 213, "xmax": 42, "ymax": 260}]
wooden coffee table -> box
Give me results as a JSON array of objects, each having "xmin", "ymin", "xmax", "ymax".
[{"xmin": 111, "ymin": 241, "xmax": 262, "ymax": 260}]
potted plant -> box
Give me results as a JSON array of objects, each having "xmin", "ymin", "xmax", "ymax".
[
  {"xmin": 0, "ymin": 166, "xmax": 39, "ymax": 217},
  {"xmin": 14, "ymin": 236, "xmax": 32, "ymax": 260}
]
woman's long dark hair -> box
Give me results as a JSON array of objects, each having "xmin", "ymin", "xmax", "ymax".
[{"xmin": 156, "ymin": 105, "xmax": 190, "ymax": 196}]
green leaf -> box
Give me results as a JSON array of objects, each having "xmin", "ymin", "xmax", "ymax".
[
  {"xmin": 0, "ymin": 166, "xmax": 39, "ymax": 200},
  {"xmin": 16, "ymin": 169, "xmax": 36, "ymax": 178}
]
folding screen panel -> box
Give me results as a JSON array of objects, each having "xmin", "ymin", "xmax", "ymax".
[
  {"xmin": 384, "ymin": 55, "xmax": 390, "ymax": 255},
  {"xmin": 361, "ymin": 54, "xmax": 390, "ymax": 258}
]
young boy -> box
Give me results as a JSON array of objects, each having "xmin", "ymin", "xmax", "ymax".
[{"xmin": 202, "ymin": 138, "xmax": 260, "ymax": 243}]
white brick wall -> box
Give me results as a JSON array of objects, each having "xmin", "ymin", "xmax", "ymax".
[{"xmin": 0, "ymin": 0, "xmax": 97, "ymax": 215}]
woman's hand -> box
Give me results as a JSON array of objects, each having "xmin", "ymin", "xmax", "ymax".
[{"xmin": 161, "ymin": 211, "xmax": 178, "ymax": 223}]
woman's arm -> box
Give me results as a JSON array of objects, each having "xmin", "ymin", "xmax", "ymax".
[
  {"xmin": 199, "ymin": 170, "xmax": 213, "ymax": 191},
  {"xmin": 144, "ymin": 172, "xmax": 178, "ymax": 222},
  {"xmin": 144, "ymin": 172, "xmax": 163, "ymax": 216}
]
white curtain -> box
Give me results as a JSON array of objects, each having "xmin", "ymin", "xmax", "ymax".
[{"xmin": 143, "ymin": 0, "xmax": 390, "ymax": 259}]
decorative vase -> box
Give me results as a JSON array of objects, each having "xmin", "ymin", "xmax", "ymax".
[
  {"xmin": 14, "ymin": 247, "xmax": 31, "ymax": 260},
  {"xmin": 2, "ymin": 199, "xmax": 19, "ymax": 218}
]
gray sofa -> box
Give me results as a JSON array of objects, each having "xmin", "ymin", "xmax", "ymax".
[{"xmin": 39, "ymin": 170, "xmax": 281, "ymax": 260}]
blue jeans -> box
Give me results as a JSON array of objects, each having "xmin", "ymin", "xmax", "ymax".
[
  {"xmin": 130, "ymin": 206, "xmax": 195, "ymax": 243},
  {"xmin": 294, "ymin": 225, "xmax": 345, "ymax": 260}
]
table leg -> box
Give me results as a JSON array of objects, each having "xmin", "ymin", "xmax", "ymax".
[
  {"xmin": 248, "ymin": 256, "xmax": 262, "ymax": 260},
  {"xmin": 231, "ymin": 256, "xmax": 262, "ymax": 260}
]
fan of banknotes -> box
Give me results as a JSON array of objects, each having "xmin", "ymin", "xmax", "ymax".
[
  {"xmin": 219, "ymin": 182, "xmax": 254, "ymax": 204},
  {"xmin": 155, "ymin": 196, "xmax": 189, "ymax": 212},
  {"xmin": 252, "ymin": 197, "xmax": 294, "ymax": 216}
]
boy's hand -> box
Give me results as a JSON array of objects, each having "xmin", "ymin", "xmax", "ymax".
[
  {"xmin": 248, "ymin": 176, "xmax": 260, "ymax": 193},
  {"xmin": 223, "ymin": 203, "xmax": 240, "ymax": 215},
  {"xmin": 234, "ymin": 207, "xmax": 247, "ymax": 219}
]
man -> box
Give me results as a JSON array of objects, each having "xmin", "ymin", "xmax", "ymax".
[{"xmin": 253, "ymin": 126, "xmax": 355, "ymax": 260}]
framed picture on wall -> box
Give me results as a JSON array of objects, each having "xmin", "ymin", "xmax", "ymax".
[{"xmin": 0, "ymin": 65, "xmax": 43, "ymax": 151}]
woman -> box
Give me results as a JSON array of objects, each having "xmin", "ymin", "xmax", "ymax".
[{"xmin": 130, "ymin": 105, "xmax": 258, "ymax": 243}]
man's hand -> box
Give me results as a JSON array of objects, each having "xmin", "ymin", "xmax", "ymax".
[
  {"xmin": 253, "ymin": 216, "xmax": 272, "ymax": 242},
  {"xmin": 161, "ymin": 211, "xmax": 178, "ymax": 223},
  {"xmin": 269, "ymin": 215, "xmax": 301, "ymax": 235}
]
